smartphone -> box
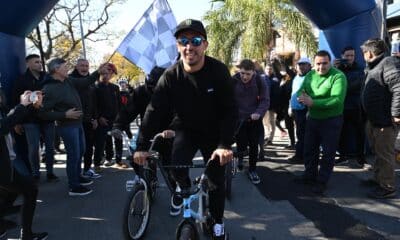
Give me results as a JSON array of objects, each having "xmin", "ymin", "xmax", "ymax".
[
  {"xmin": 29, "ymin": 91, "xmax": 38, "ymax": 102},
  {"xmin": 339, "ymin": 58, "xmax": 348, "ymax": 65}
]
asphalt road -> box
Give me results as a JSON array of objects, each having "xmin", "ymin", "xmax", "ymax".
[{"xmin": 3, "ymin": 133, "xmax": 400, "ymax": 240}]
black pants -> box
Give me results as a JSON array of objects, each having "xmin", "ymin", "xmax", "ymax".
[
  {"xmin": 0, "ymin": 172, "xmax": 38, "ymax": 234},
  {"xmin": 276, "ymin": 110, "xmax": 295, "ymax": 146},
  {"xmin": 339, "ymin": 109, "xmax": 365, "ymax": 160},
  {"xmin": 236, "ymin": 119, "xmax": 263, "ymax": 171},
  {"xmin": 82, "ymin": 122, "xmax": 96, "ymax": 172},
  {"xmin": 171, "ymin": 131, "xmax": 225, "ymax": 223},
  {"xmin": 105, "ymin": 135, "xmax": 123, "ymax": 162}
]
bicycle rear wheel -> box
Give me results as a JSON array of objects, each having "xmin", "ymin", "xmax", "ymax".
[
  {"xmin": 225, "ymin": 161, "xmax": 233, "ymax": 200},
  {"xmin": 123, "ymin": 183, "xmax": 151, "ymax": 239},
  {"xmin": 176, "ymin": 219, "xmax": 199, "ymax": 240}
]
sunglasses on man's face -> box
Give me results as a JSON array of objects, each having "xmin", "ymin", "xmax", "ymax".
[{"xmin": 177, "ymin": 37, "xmax": 205, "ymax": 47}]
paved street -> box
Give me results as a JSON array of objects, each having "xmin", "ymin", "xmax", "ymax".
[{"xmin": 3, "ymin": 131, "xmax": 400, "ymax": 240}]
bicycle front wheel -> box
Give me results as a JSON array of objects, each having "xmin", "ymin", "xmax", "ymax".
[
  {"xmin": 176, "ymin": 219, "xmax": 199, "ymax": 240},
  {"xmin": 123, "ymin": 183, "xmax": 151, "ymax": 239}
]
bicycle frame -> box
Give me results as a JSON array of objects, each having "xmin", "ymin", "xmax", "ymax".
[{"xmin": 181, "ymin": 173, "xmax": 209, "ymax": 224}]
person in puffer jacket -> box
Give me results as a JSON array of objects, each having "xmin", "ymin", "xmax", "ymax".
[{"xmin": 360, "ymin": 38, "xmax": 400, "ymax": 199}]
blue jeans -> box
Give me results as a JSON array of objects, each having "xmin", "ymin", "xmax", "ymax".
[
  {"xmin": 24, "ymin": 122, "xmax": 55, "ymax": 177},
  {"xmin": 303, "ymin": 115, "xmax": 343, "ymax": 183},
  {"xmin": 293, "ymin": 109, "xmax": 307, "ymax": 159},
  {"xmin": 58, "ymin": 124, "xmax": 86, "ymax": 189}
]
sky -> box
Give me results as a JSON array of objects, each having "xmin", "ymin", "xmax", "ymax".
[{"xmin": 87, "ymin": 0, "xmax": 215, "ymax": 63}]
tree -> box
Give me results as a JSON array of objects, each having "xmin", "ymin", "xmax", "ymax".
[
  {"xmin": 204, "ymin": 0, "xmax": 317, "ymax": 65},
  {"xmin": 27, "ymin": 0, "xmax": 126, "ymax": 61},
  {"xmin": 102, "ymin": 53, "xmax": 144, "ymax": 86}
]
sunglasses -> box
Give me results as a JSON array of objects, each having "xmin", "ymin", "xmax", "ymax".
[{"xmin": 177, "ymin": 37, "xmax": 205, "ymax": 47}]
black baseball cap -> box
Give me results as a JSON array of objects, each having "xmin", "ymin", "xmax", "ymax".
[{"xmin": 174, "ymin": 19, "xmax": 207, "ymax": 40}]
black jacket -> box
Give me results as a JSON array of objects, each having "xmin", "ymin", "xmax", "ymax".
[
  {"xmin": 361, "ymin": 55, "xmax": 400, "ymax": 127},
  {"xmin": 136, "ymin": 56, "xmax": 238, "ymax": 151},
  {"xmin": 39, "ymin": 71, "xmax": 99, "ymax": 126},
  {"xmin": 69, "ymin": 69, "xmax": 98, "ymax": 123},
  {"xmin": 114, "ymin": 85, "xmax": 150, "ymax": 131},
  {"xmin": 338, "ymin": 62, "xmax": 365, "ymax": 110},
  {"xmin": 0, "ymin": 105, "xmax": 30, "ymax": 185},
  {"xmin": 12, "ymin": 69, "xmax": 46, "ymax": 123},
  {"xmin": 95, "ymin": 82, "xmax": 120, "ymax": 121}
]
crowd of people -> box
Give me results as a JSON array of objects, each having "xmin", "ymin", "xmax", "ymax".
[{"xmin": 0, "ymin": 17, "xmax": 400, "ymax": 240}]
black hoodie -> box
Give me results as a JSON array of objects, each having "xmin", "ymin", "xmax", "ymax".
[
  {"xmin": 69, "ymin": 69, "xmax": 98, "ymax": 123},
  {"xmin": 12, "ymin": 69, "xmax": 46, "ymax": 123}
]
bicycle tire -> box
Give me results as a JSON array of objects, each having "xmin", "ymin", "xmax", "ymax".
[
  {"xmin": 225, "ymin": 161, "xmax": 233, "ymax": 200},
  {"xmin": 123, "ymin": 183, "xmax": 151, "ymax": 240},
  {"xmin": 176, "ymin": 219, "xmax": 199, "ymax": 240},
  {"xmin": 200, "ymin": 195, "xmax": 211, "ymax": 235}
]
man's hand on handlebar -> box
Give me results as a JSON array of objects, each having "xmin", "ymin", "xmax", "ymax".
[
  {"xmin": 133, "ymin": 151, "xmax": 150, "ymax": 165},
  {"xmin": 133, "ymin": 130, "xmax": 176, "ymax": 165},
  {"xmin": 210, "ymin": 148, "xmax": 233, "ymax": 166},
  {"xmin": 161, "ymin": 129, "xmax": 175, "ymax": 138}
]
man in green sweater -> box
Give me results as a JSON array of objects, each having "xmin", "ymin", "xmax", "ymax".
[{"xmin": 296, "ymin": 50, "xmax": 347, "ymax": 194}]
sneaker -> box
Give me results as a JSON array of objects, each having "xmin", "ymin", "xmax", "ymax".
[
  {"xmin": 46, "ymin": 173, "xmax": 60, "ymax": 182},
  {"xmin": 82, "ymin": 169, "xmax": 102, "ymax": 179},
  {"xmin": 104, "ymin": 160, "xmax": 114, "ymax": 167},
  {"xmin": 94, "ymin": 165, "xmax": 103, "ymax": 173},
  {"xmin": 170, "ymin": 194, "xmax": 183, "ymax": 216},
  {"xmin": 212, "ymin": 223, "xmax": 225, "ymax": 240},
  {"xmin": 79, "ymin": 177, "xmax": 93, "ymax": 186},
  {"xmin": 288, "ymin": 156, "xmax": 304, "ymax": 164},
  {"xmin": 367, "ymin": 187, "xmax": 396, "ymax": 199},
  {"xmin": 311, "ymin": 182, "xmax": 327, "ymax": 195},
  {"xmin": 20, "ymin": 231, "xmax": 48, "ymax": 240},
  {"xmin": 0, "ymin": 230, "xmax": 6, "ymax": 239},
  {"xmin": 248, "ymin": 171, "xmax": 261, "ymax": 185},
  {"xmin": 348, "ymin": 158, "xmax": 364, "ymax": 169},
  {"xmin": 116, "ymin": 162, "xmax": 129, "ymax": 169},
  {"xmin": 69, "ymin": 186, "xmax": 92, "ymax": 196},
  {"xmin": 334, "ymin": 158, "xmax": 348, "ymax": 166},
  {"xmin": 285, "ymin": 145, "xmax": 295, "ymax": 150}
]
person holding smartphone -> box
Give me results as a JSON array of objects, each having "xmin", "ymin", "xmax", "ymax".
[
  {"xmin": 0, "ymin": 90, "xmax": 48, "ymax": 240},
  {"xmin": 333, "ymin": 47, "xmax": 366, "ymax": 168}
]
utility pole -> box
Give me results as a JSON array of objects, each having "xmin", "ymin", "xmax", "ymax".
[{"xmin": 78, "ymin": 0, "xmax": 87, "ymax": 59}]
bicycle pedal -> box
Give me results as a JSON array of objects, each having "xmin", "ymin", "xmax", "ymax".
[{"xmin": 193, "ymin": 176, "xmax": 201, "ymax": 185}]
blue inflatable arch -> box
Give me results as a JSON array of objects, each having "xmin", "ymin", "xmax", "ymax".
[{"xmin": 0, "ymin": 0, "xmax": 383, "ymax": 103}]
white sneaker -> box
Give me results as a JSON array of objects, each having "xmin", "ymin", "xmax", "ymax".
[
  {"xmin": 213, "ymin": 223, "xmax": 225, "ymax": 238},
  {"xmin": 82, "ymin": 169, "xmax": 102, "ymax": 179}
]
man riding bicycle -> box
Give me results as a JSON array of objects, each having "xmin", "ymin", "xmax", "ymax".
[{"xmin": 134, "ymin": 19, "xmax": 238, "ymax": 240}]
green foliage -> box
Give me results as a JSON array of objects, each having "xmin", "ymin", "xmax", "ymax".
[{"xmin": 204, "ymin": 0, "xmax": 317, "ymax": 66}]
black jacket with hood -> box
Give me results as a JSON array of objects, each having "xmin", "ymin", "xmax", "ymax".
[{"xmin": 69, "ymin": 69, "xmax": 98, "ymax": 123}]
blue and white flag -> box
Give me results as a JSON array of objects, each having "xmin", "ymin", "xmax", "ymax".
[{"xmin": 116, "ymin": 0, "xmax": 178, "ymax": 74}]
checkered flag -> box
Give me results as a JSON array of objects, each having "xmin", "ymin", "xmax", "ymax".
[{"xmin": 116, "ymin": 0, "xmax": 178, "ymax": 74}]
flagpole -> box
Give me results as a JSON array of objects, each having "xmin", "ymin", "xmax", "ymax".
[{"xmin": 78, "ymin": 0, "xmax": 87, "ymax": 59}]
